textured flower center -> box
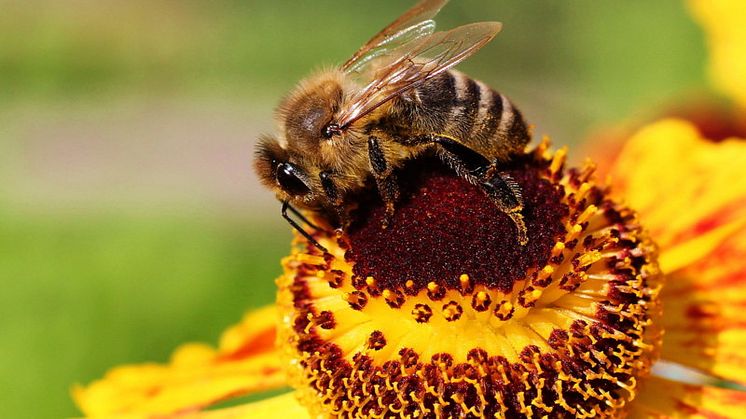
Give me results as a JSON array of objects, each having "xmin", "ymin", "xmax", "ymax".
[
  {"xmin": 276, "ymin": 141, "xmax": 662, "ymax": 418},
  {"xmin": 346, "ymin": 158, "xmax": 568, "ymax": 295}
]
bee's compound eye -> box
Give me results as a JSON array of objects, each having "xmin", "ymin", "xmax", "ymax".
[
  {"xmin": 276, "ymin": 162, "xmax": 311, "ymax": 197},
  {"xmin": 322, "ymin": 123, "xmax": 342, "ymax": 139}
]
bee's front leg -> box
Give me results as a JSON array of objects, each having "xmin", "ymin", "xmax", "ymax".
[
  {"xmin": 319, "ymin": 171, "xmax": 350, "ymax": 232},
  {"xmin": 368, "ymin": 136, "xmax": 400, "ymax": 228}
]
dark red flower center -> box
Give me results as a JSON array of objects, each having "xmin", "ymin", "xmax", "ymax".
[{"xmin": 345, "ymin": 157, "xmax": 568, "ymax": 294}]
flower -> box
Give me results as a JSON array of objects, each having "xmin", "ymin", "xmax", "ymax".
[{"xmin": 74, "ymin": 121, "xmax": 746, "ymax": 418}]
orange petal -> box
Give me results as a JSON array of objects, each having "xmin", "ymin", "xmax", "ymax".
[
  {"xmin": 660, "ymin": 232, "xmax": 746, "ymax": 386},
  {"xmin": 689, "ymin": 0, "xmax": 746, "ymax": 109},
  {"xmin": 609, "ymin": 119, "xmax": 746, "ymax": 273},
  {"xmin": 73, "ymin": 305, "xmax": 287, "ymax": 417},
  {"xmin": 181, "ymin": 392, "xmax": 309, "ymax": 419},
  {"xmin": 628, "ymin": 376, "xmax": 746, "ymax": 418}
]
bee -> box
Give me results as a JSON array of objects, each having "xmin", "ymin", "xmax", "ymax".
[{"xmin": 255, "ymin": 0, "xmax": 531, "ymax": 251}]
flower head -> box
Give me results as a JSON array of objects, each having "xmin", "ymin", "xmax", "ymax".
[
  {"xmin": 277, "ymin": 142, "xmax": 662, "ymax": 417},
  {"xmin": 73, "ymin": 121, "xmax": 746, "ymax": 418}
]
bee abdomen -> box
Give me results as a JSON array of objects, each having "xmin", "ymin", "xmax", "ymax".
[{"xmin": 411, "ymin": 71, "xmax": 530, "ymax": 162}]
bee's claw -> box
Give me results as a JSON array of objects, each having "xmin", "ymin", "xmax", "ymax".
[
  {"xmin": 508, "ymin": 210, "xmax": 528, "ymax": 246},
  {"xmin": 381, "ymin": 202, "xmax": 396, "ymax": 229}
]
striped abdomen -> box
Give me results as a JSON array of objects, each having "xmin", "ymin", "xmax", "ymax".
[{"xmin": 395, "ymin": 69, "xmax": 530, "ymax": 162}]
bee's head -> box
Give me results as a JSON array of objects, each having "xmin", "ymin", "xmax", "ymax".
[
  {"xmin": 276, "ymin": 70, "xmax": 346, "ymax": 152},
  {"xmin": 254, "ymin": 135, "xmax": 314, "ymax": 202}
]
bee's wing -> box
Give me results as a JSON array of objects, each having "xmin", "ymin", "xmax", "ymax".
[
  {"xmin": 336, "ymin": 21, "xmax": 502, "ymax": 129},
  {"xmin": 341, "ymin": 0, "xmax": 448, "ymax": 74}
]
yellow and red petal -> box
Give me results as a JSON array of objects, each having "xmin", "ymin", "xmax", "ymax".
[
  {"xmin": 689, "ymin": 0, "xmax": 746, "ymax": 109},
  {"xmin": 73, "ymin": 305, "xmax": 286, "ymax": 417},
  {"xmin": 609, "ymin": 118, "xmax": 746, "ymax": 386},
  {"xmin": 609, "ymin": 118, "xmax": 746, "ymax": 274},
  {"xmin": 627, "ymin": 376, "xmax": 746, "ymax": 418},
  {"xmin": 180, "ymin": 392, "xmax": 309, "ymax": 419},
  {"xmin": 660, "ymin": 232, "xmax": 746, "ymax": 386}
]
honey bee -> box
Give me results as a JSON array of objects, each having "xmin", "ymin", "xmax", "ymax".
[{"xmin": 255, "ymin": 0, "xmax": 531, "ymax": 251}]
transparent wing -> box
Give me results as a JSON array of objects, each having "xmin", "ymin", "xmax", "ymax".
[
  {"xmin": 341, "ymin": 0, "xmax": 448, "ymax": 74},
  {"xmin": 336, "ymin": 22, "xmax": 502, "ymax": 129}
]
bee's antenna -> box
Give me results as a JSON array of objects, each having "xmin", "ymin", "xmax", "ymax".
[
  {"xmin": 285, "ymin": 203, "xmax": 324, "ymax": 231},
  {"xmin": 281, "ymin": 201, "xmax": 328, "ymax": 253}
]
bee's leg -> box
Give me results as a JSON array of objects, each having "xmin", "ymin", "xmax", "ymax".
[
  {"xmin": 281, "ymin": 201, "xmax": 327, "ymax": 253},
  {"xmin": 368, "ymin": 136, "xmax": 400, "ymax": 228},
  {"xmin": 377, "ymin": 171, "xmax": 400, "ymax": 229},
  {"xmin": 319, "ymin": 171, "xmax": 350, "ymax": 232},
  {"xmin": 413, "ymin": 135, "xmax": 528, "ymax": 245},
  {"xmin": 481, "ymin": 167, "xmax": 528, "ymax": 245},
  {"xmin": 404, "ymin": 135, "xmax": 490, "ymax": 181}
]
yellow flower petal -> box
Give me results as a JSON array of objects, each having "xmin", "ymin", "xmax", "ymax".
[
  {"xmin": 180, "ymin": 392, "xmax": 309, "ymax": 419},
  {"xmin": 74, "ymin": 305, "xmax": 286, "ymax": 417},
  {"xmin": 609, "ymin": 118, "xmax": 746, "ymax": 273},
  {"xmin": 610, "ymin": 118, "xmax": 746, "ymax": 386},
  {"xmin": 660, "ymin": 233, "xmax": 746, "ymax": 386},
  {"xmin": 690, "ymin": 0, "xmax": 746, "ymax": 109},
  {"xmin": 627, "ymin": 376, "xmax": 746, "ymax": 418}
]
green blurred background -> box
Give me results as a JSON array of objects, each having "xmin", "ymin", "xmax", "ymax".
[{"xmin": 0, "ymin": 1, "xmax": 707, "ymax": 417}]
